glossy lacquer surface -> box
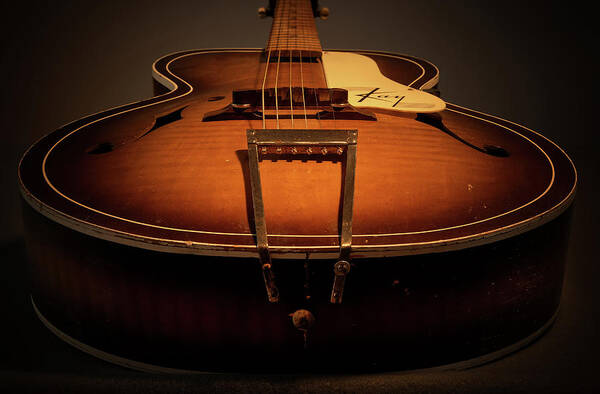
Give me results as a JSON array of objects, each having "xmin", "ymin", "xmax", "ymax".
[
  {"xmin": 19, "ymin": 50, "xmax": 575, "ymax": 259},
  {"xmin": 18, "ymin": 48, "xmax": 576, "ymax": 372}
]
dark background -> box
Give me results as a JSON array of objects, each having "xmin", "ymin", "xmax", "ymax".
[{"xmin": 1, "ymin": 0, "xmax": 598, "ymax": 392}]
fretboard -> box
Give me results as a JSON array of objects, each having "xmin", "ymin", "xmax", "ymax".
[{"xmin": 265, "ymin": 0, "xmax": 323, "ymax": 56}]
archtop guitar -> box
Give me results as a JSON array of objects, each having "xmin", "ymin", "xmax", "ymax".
[{"xmin": 18, "ymin": 0, "xmax": 576, "ymax": 372}]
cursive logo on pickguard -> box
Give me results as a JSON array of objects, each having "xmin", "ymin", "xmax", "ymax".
[{"xmin": 356, "ymin": 88, "xmax": 407, "ymax": 107}]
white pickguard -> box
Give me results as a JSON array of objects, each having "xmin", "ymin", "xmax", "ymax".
[{"xmin": 322, "ymin": 51, "xmax": 445, "ymax": 113}]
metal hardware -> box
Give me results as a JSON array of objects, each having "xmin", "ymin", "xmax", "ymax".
[
  {"xmin": 246, "ymin": 129, "xmax": 358, "ymax": 303},
  {"xmin": 231, "ymin": 103, "xmax": 252, "ymax": 110},
  {"xmin": 203, "ymin": 89, "xmax": 376, "ymax": 122},
  {"xmin": 290, "ymin": 309, "xmax": 316, "ymax": 349},
  {"xmin": 291, "ymin": 309, "xmax": 316, "ymax": 331},
  {"xmin": 258, "ymin": 1, "xmax": 324, "ymax": 19},
  {"xmin": 331, "ymin": 261, "xmax": 351, "ymax": 304},
  {"xmin": 247, "ymin": 137, "xmax": 279, "ymax": 303},
  {"xmin": 257, "ymin": 6, "xmax": 271, "ymax": 18},
  {"xmin": 317, "ymin": 6, "xmax": 330, "ymax": 20},
  {"xmin": 330, "ymin": 135, "xmax": 358, "ymax": 304}
]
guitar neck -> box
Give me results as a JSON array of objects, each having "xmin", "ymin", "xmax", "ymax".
[{"xmin": 265, "ymin": 0, "xmax": 323, "ymax": 57}]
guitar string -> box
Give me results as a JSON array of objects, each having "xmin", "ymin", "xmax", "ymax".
[
  {"xmin": 261, "ymin": 49, "xmax": 272, "ymax": 130},
  {"xmin": 298, "ymin": 1, "xmax": 308, "ymax": 128},
  {"xmin": 289, "ymin": 50, "xmax": 294, "ymax": 128},
  {"xmin": 309, "ymin": 4, "xmax": 321, "ymax": 125},
  {"xmin": 308, "ymin": 1, "xmax": 331, "ymax": 128},
  {"xmin": 273, "ymin": 2, "xmax": 284, "ymax": 130},
  {"xmin": 261, "ymin": 0, "xmax": 280, "ymax": 130},
  {"xmin": 263, "ymin": 0, "xmax": 314, "ymax": 130},
  {"xmin": 276, "ymin": 0, "xmax": 291, "ymax": 129},
  {"xmin": 299, "ymin": 49, "xmax": 308, "ymax": 127},
  {"xmin": 288, "ymin": 0, "xmax": 294, "ymax": 128},
  {"xmin": 320, "ymin": 56, "xmax": 334, "ymax": 126},
  {"xmin": 275, "ymin": 50, "xmax": 281, "ymax": 129}
]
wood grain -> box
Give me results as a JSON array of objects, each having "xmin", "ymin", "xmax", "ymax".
[
  {"xmin": 19, "ymin": 50, "xmax": 576, "ymax": 258},
  {"xmin": 17, "ymin": 47, "xmax": 577, "ymax": 372}
]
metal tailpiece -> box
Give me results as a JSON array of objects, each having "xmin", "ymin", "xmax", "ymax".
[{"xmin": 246, "ymin": 129, "xmax": 357, "ymax": 303}]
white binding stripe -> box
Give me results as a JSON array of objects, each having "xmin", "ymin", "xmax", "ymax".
[
  {"xmin": 17, "ymin": 49, "xmax": 575, "ymax": 258},
  {"xmin": 40, "ymin": 50, "xmax": 556, "ymax": 238}
]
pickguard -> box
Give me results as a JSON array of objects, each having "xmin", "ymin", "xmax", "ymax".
[{"xmin": 322, "ymin": 51, "xmax": 446, "ymax": 113}]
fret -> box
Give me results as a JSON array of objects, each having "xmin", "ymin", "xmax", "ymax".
[{"xmin": 265, "ymin": 0, "xmax": 323, "ymax": 56}]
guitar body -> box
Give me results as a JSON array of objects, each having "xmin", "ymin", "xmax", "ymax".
[{"xmin": 19, "ymin": 48, "xmax": 576, "ymax": 372}]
